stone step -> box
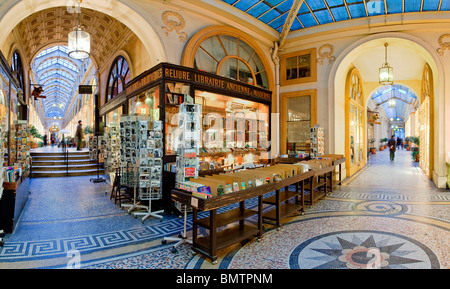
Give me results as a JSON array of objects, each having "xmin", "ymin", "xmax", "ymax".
[
  {"xmin": 30, "ymin": 151, "xmax": 89, "ymax": 156},
  {"xmin": 31, "ymin": 164, "xmax": 101, "ymax": 171},
  {"xmin": 31, "ymin": 155, "xmax": 91, "ymax": 161},
  {"xmin": 31, "ymin": 169, "xmax": 105, "ymax": 178},
  {"xmin": 31, "ymin": 159, "xmax": 97, "ymax": 166}
]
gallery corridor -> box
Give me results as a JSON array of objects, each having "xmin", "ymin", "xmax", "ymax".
[{"xmin": 0, "ymin": 149, "xmax": 448, "ymax": 269}]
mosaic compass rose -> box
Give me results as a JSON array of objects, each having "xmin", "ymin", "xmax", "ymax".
[{"xmin": 289, "ymin": 230, "xmax": 440, "ymax": 269}]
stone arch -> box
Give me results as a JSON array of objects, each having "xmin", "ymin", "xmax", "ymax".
[{"xmin": 328, "ymin": 32, "xmax": 445, "ymax": 187}]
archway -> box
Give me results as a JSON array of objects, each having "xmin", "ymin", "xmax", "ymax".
[
  {"xmin": 0, "ymin": 0, "xmax": 166, "ymax": 66},
  {"xmin": 329, "ymin": 34, "xmax": 444, "ymax": 186}
]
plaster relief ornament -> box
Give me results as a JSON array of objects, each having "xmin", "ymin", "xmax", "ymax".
[
  {"xmin": 161, "ymin": 11, "xmax": 188, "ymax": 42},
  {"xmin": 437, "ymin": 34, "xmax": 450, "ymax": 56},
  {"xmin": 317, "ymin": 44, "xmax": 335, "ymax": 65}
]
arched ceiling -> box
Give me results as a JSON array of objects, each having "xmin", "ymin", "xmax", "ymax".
[
  {"xmin": 14, "ymin": 6, "xmax": 133, "ymax": 67},
  {"xmin": 13, "ymin": 6, "xmax": 134, "ymax": 120},
  {"xmin": 221, "ymin": 0, "xmax": 450, "ymax": 34}
]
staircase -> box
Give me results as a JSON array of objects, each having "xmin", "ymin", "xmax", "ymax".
[{"xmin": 31, "ymin": 150, "xmax": 104, "ymax": 178}]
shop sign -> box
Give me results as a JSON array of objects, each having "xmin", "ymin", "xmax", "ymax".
[
  {"xmin": 79, "ymin": 85, "xmax": 93, "ymax": 94},
  {"xmin": 126, "ymin": 68, "xmax": 163, "ymax": 96},
  {"xmin": 164, "ymin": 66, "xmax": 271, "ymax": 102}
]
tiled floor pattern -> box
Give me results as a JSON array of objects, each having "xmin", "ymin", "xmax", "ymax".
[{"xmin": 0, "ymin": 149, "xmax": 449, "ymax": 269}]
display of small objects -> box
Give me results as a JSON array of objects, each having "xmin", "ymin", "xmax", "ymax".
[
  {"xmin": 310, "ymin": 126, "xmax": 324, "ymax": 158},
  {"xmin": 89, "ymin": 135, "xmax": 103, "ymax": 161},
  {"xmin": 175, "ymin": 103, "xmax": 207, "ymax": 198},
  {"xmin": 0, "ymin": 123, "xmax": 5, "ymax": 198},
  {"xmin": 119, "ymin": 115, "xmax": 163, "ymax": 201},
  {"xmin": 102, "ymin": 123, "xmax": 120, "ymax": 175}
]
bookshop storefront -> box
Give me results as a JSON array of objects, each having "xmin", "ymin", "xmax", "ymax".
[{"xmin": 99, "ymin": 62, "xmax": 272, "ymax": 208}]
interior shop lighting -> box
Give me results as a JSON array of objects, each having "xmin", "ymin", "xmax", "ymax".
[
  {"xmin": 68, "ymin": 0, "xmax": 90, "ymax": 60},
  {"xmin": 379, "ymin": 42, "xmax": 393, "ymax": 85}
]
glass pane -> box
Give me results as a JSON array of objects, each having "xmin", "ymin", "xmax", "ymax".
[
  {"xmin": 298, "ymin": 54, "xmax": 311, "ymax": 78},
  {"xmin": 219, "ymin": 57, "xmax": 238, "ymax": 80},
  {"xmin": 286, "ymin": 95, "xmax": 311, "ymax": 153},
  {"xmin": 129, "ymin": 86, "xmax": 160, "ymax": 120},
  {"xmin": 286, "ymin": 56, "xmax": 298, "ymax": 80},
  {"xmin": 349, "ymin": 103, "xmax": 355, "ymax": 165},
  {"xmin": 238, "ymin": 60, "xmax": 253, "ymax": 83},
  {"xmin": 194, "ymin": 90, "xmax": 270, "ymax": 170},
  {"xmin": 194, "ymin": 48, "xmax": 217, "ymax": 74}
]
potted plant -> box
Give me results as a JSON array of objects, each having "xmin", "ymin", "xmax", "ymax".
[
  {"xmin": 411, "ymin": 137, "xmax": 420, "ymax": 162},
  {"xmin": 369, "ymin": 138, "xmax": 376, "ymax": 154},
  {"xmin": 379, "ymin": 138, "xmax": 385, "ymax": 151},
  {"xmin": 383, "ymin": 138, "xmax": 388, "ymax": 149},
  {"xmin": 404, "ymin": 137, "xmax": 411, "ymax": 151}
]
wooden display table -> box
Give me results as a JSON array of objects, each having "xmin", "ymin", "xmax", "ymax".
[
  {"xmin": 305, "ymin": 165, "xmax": 335, "ymax": 206},
  {"xmin": 0, "ymin": 172, "xmax": 30, "ymax": 234},
  {"xmin": 333, "ymin": 157, "xmax": 346, "ymax": 187},
  {"xmin": 171, "ymin": 170, "xmax": 315, "ymax": 263},
  {"xmin": 262, "ymin": 172, "xmax": 314, "ymax": 228}
]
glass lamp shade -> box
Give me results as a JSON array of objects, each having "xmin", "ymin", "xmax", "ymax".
[
  {"xmin": 379, "ymin": 64, "xmax": 393, "ymax": 85},
  {"xmin": 68, "ymin": 28, "xmax": 90, "ymax": 59}
]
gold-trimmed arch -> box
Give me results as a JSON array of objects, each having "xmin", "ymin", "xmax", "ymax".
[{"xmin": 181, "ymin": 25, "xmax": 274, "ymax": 100}]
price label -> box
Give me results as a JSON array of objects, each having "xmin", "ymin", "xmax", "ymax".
[{"xmin": 191, "ymin": 197, "xmax": 198, "ymax": 208}]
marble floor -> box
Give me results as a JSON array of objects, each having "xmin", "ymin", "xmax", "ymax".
[{"xmin": 0, "ymin": 148, "xmax": 449, "ymax": 269}]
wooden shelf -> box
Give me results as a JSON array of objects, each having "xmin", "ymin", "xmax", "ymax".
[
  {"xmin": 263, "ymin": 203, "xmax": 303, "ymax": 221},
  {"xmin": 194, "ymin": 223, "xmax": 259, "ymax": 252},
  {"xmin": 196, "ymin": 207, "xmax": 257, "ymax": 229},
  {"xmin": 262, "ymin": 190, "xmax": 299, "ymax": 205}
]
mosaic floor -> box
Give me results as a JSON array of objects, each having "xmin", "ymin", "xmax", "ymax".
[{"xmin": 0, "ymin": 149, "xmax": 449, "ymax": 269}]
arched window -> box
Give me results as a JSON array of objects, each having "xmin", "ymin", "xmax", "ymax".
[
  {"xmin": 106, "ymin": 56, "xmax": 131, "ymax": 102},
  {"xmin": 11, "ymin": 50, "xmax": 25, "ymax": 98},
  {"xmin": 182, "ymin": 26, "xmax": 272, "ymax": 90}
]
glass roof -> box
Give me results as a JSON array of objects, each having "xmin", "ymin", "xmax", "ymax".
[
  {"xmin": 31, "ymin": 46, "xmax": 90, "ymax": 119},
  {"xmin": 222, "ymin": 0, "xmax": 450, "ymax": 32},
  {"xmin": 371, "ymin": 84, "xmax": 418, "ymax": 122}
]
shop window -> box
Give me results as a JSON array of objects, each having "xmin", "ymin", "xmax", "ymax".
[
  {"xmin": 11, "ymin": 51, "xmax": 25, "ymax": 99},
  {"xmin": 281, "ymin": 48, "xmax": 317, "ymax": 85},
  {"xmin": 106, "ymin": 55, "xmax": 131, "ymax": 102},
  {"xmin": 281, "ymin": 90, "xmax": 317, "ymax": 154},
  {"xmin": 195, "ymin": 91, "xmax": 270, "ymax": 169}
]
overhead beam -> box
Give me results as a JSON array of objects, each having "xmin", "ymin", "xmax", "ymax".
[{"xmin": 279, "ymin": 0, "xmax": 304, "ymax": 48}]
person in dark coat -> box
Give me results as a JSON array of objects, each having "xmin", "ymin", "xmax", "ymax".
[
  {"xmin": 388, "ymin": 135, "xmax": 397, "ymax": 161},
  {"xmin": 75, "ymin": 120, "xmax": 84, "ymax": 151},
  {"xmin": 43, "ymin": 134, "xmax": 48, "ymax": 146},
  {"xmin": 396, "ymin": 137, "xmax": 402, "ymax": 150}
]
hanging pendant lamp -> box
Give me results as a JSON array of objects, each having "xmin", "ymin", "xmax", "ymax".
[
  {"xmin": 68, "ymin": 0, "xmax": 90, "ymax": 60},
  {"xmin": 379, "ymin": 42, "xmax": 393, "ymax": 85}
]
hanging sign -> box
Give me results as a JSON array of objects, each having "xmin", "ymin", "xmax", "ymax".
[{"xmin": 79, "ymin": 85, "xmax": 93, "ymax": 94}]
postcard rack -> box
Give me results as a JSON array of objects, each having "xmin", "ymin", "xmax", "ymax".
[{"xmin": 119, "ymin": 115, "xmax": 164, "ymax": 222}]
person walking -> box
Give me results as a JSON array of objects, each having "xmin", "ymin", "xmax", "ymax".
[
  {"xmin": 396, "ymin": 137, "xmax": 402, "ymax": 150},
  {"xmin": 388, "ymin": 135, "xmax": 397, "ymax": 161},
  {"xmin": 75, "ymin": 120, "xmax": 84, "ymax": 151},
  {"xmin": 43, "ymin": 134, "xmax": 48, "ymax": 146}
]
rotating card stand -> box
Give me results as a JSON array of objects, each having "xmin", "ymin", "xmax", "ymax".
[
  {"xmin": 162, "ymin": 204, "xmax": 193, "ymax": 253},
  {"xmin": 120, "ymin": 165, "xmax": 147, "ymax": 214},
  {"xmin": 132, "ymin": 167, "xmax": 164, "ymax": 223}
]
